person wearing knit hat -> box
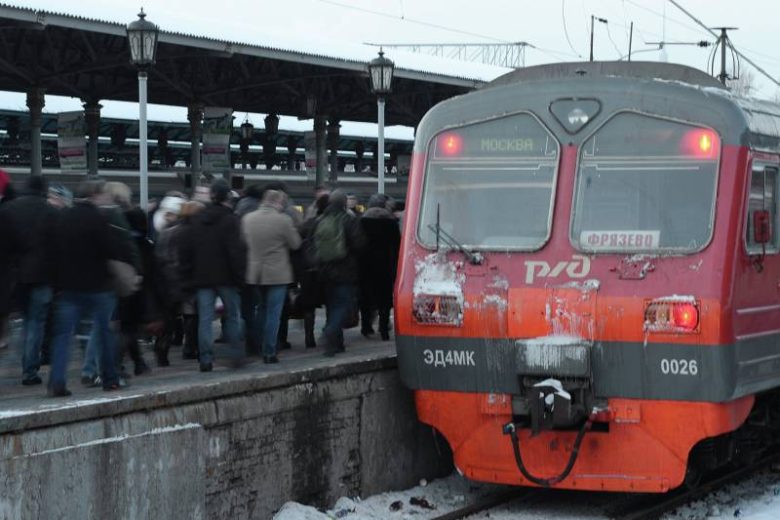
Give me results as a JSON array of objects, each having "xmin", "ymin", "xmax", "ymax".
[
  {"xmin": 2, "ymin": 175, "xmax": 59, "ymax": 385},
  {"xmin": 153, "ymin": 195, "xmax": 185, "ymax": 234},
  {"xmin": 47, "ymin": 184, "xmax": 73, "ymax": 209}
]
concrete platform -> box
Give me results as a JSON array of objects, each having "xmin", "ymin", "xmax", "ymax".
[
  {"xmin": 0, "ymin": 317, "xmax": 452, "ymax": 519},
  {"xmin": 0, "ymin": 319, "xmax": 391, "ymax": 432}
]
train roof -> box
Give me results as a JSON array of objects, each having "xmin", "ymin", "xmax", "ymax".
[{"xmin": 486, "ymin": 61, "xmax": 726, "ymax": 90}]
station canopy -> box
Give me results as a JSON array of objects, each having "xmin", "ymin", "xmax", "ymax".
[{"xmin": 0, "ymin": 3, "xmax": 508, "ymax": 126}]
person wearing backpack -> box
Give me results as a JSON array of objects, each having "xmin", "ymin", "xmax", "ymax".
[{"xmin": 313, "ymin": 189, "xmax": 364, "ymax": 356}]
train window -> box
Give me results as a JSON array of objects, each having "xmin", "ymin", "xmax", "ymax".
[
  {"xmin": 571, "ymin": 112, "xmax": 719, "ymax": 253},
  {"xmin": 417, "ymin": 113, "xmax": 559, "ymax": 250},
  {"xmin": 746, "ymin": 166, "xmax": 779, "ymax": 254}
]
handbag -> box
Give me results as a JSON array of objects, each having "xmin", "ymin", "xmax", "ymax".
[{"xmin": 107, "ymin": 260, "xmax": 141, "ymax": 298}]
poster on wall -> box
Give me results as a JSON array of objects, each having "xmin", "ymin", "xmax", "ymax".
[
  {"xmin": 202, "ymin": 107, "xmax": 233, "ymax": 176},
  {"xmin": 57, "ymin": 111, "xmax": 87, "ymax": 172},
  {"xmin": 303, "ymin": 130, "xmax": 316, "ymax": 181}
]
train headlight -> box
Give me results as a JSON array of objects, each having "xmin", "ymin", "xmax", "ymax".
[
  {"xmin": 568, "ymin": 108, "xmax": 589, "ymax": 127},
  {"xmin": 412, "ymin": 294, "xmax": 463, "ymax": 326},
  {"xmin": 644, "ymin": 298, "xmax": 700, "ymax": 333}
]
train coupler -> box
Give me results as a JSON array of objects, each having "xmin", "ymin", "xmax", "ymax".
[{"xmin": 513, "ymin": 378, "xmax": 591, "ymax": 436}]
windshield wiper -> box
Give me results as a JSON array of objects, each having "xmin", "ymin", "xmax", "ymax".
[{"xmin": 428, "ymin": 204, "xmax": 483, "ymax": 265}]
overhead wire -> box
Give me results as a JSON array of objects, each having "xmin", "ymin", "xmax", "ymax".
[
  {"xmin": 315, "ymin": 0, "xmax": 580, "ymax": 64},
  {"xmin": 623, "ymin": 0, "xmax": 780, "ymax": 72},
  {"xmin": 604, "ymin": 21, "xmax": 625, "ymax": 58},
  {"xmin": 561, "ymin": 0, "xmax": 584, "ymax": 58},
  {"xmin": 619, "ymin": 0, "xmax": 631, "ymax": 41},
  {"xmin": 314, "ymin": 0, "xmax": 507, "ymax": 43},
  {"xmin": 533, "ymin": 45, "xmax": 581, "ymax": 61},
  {"xmin": 315, "ymin": 0, "xmax": 778, "ymax": 83},
  {"xmin": 580, "ymin": 0, "xmax": 590, "ymax": 39},
  {"xmin": 623, "ymin": 0, "xmax": 709, "ymax": 38},
  {"xmin": 668, "ymin": 0, "xmax": 780, "ymax": 88}
]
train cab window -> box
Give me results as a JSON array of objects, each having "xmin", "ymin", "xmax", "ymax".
[
  {"xmin": 571, "ymin": 112, "xmax": 720, "ymax": 253},
  {"xmin": 746, "ymin": 166, "xmax": 779, "ymax": 253},
  {"xmin": 417, "ymin": 113, "xmax": 559, "ymax": 250}
]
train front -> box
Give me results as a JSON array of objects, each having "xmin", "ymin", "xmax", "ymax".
[{"xmin": 394, "ymin": 67, "xmax": 754, "ymax": 493}]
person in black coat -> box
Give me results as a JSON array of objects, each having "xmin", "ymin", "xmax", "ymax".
[
  {"xmin": 0, "ymin": 170, "xmax": 19, "ymax": 352},
  {"xmin": 47, "ymin": 180, "xmax": 126, "ymax": 396},
  {"xmin": 116, "ymin": 207, "xmax": 163, "ymax": 375},
  {"xmin": 179, "ymin": 180, "xmax": 246, "ymax": 371},
  {"xmin": 0, "ymin": 207, "xmax": 21, "ymax": 351},
  {"xmin": 358, "ymin": 194, "xmax": 401, "ymax": 340},
  {"xmin": 2, "ymin": 176, "xmax": 58, "ymax": 384},
  {"xmin": 159, "ymin": 200, "xmax": 205, "ymax": 360},
  {"xmin": 294, "ymin": 194, "xmax": 330, "ymax": 349}
]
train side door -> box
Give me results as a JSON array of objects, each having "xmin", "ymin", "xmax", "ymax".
[
  {"xmin": 743, "ymin": 164, "xmax": 779, "ymax": 281},
  {"xmin": 734, "ymin": 163, "xmax": 780, "ymax": 384}
]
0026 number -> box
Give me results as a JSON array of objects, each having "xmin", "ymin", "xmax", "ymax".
[{"xmin": 660, "ymin": 358, "xmax": 698, "ymax": 376}]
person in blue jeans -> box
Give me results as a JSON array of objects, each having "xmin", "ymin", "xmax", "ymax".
[
  {"xmin": 1, "ymin": 175, "xmax": 58, "ymax": 385},
  {"xmin": 81, "ymin": 330, "xmax": 101, "ymax": 386},
  {"xmin": 49, "ymin": 292, "xmax": 120, "ymax": 395},
  {"xmin": 179, "ymin": 180, "xmax": 247, "ymax": 372},
  {"xmin": 20, "ymin": 286, "xmax": 53, "ymax": 384},
  {"xmin": 195, "ymin": 287, "xmax": 242, "ymax": 367},
  {"xmin": 241, "ymin": 189, "xmax": 301, "ymax": 363},
  {"xmin": 322, "ymin": 283, "xmax": 355, "ymax": 355},
  {"xmin": 247, "ymin": 285, "xmax": 289, "ymax": 362},
  {"xmin": 46, "ymin": 180, "xmax": 128, "ymax": 396}
]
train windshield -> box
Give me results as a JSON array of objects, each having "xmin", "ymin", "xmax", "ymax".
[
  {"xmin": 418, "ymin": 113, "xmax": 559, "ymax": 250},
  {"xmin": 571, "ymin": 112, "xmax": 720, "ymax": 253}
]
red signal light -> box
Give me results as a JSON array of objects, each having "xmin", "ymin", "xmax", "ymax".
[
  {"xmin": 644, "ymin": 299, "xmax": 700, "ymax": 333},
  {"xmin": 698, "ymin": 133, "xmax": 712, "ymax": 153},
  {"xmin": 671, "ymin": 303, "xmax": 699, "ymax": 330},
  {"xmin": 681, "ymin": 129, "xmax": 719, "ymax": 158},
  {"xmin": 437, "ymin": 132, "xmax": 463, "ymax": 157}
]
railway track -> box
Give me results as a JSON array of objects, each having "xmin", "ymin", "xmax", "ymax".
[
  {"xmin": 429, "ymin": 453, "xmax": 780, "ymax": 520},
  {"xmin": 608, "ymin": 452, "xmax": 780, "ymax": 520},
  {"xmin": 428, "ymin": 488, "xmax": 553, "ymax": 520}
]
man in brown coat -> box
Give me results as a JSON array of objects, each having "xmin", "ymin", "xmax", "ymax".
[{"xmin": 241, "ymin": 190, "xmax": 301, "ymax": 363}]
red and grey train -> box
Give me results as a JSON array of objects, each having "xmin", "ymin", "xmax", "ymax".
[{"xmin": 395, "ymin": 61, "xmax": 780, "ymax": 492}]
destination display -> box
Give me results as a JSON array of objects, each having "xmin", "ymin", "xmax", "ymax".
[
  {"xmin": 431, "ymin": 113, "xmax": 557, "ymax": 159},
  {"xmin": 580, "ymin": 230, "xmax": 660, "ymax": 250}
]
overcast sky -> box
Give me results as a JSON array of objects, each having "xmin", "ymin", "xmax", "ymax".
[{"xmin": 1, "ymin": 0, "xmax": 778, "ymax": 137}]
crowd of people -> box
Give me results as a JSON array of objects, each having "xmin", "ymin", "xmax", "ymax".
[{"xmin": 0, "ymin": 168, "xmax": 401, "ymax": 397}]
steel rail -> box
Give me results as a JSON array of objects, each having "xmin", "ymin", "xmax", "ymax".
[
  {"xmin": 429, "ymin": 489, "xmax": 547, "ymax": 520},
  {"xmin": 610, "ymin": 453, "xmax": 780, "ymax": 520}
]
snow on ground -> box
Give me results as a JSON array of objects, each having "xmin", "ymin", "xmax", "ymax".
[
  {"xmin": 274, "ymin": 473, "xmax": 505, "ymax": 520},
  {"xmin": 274, "ymin": 468, "xmax": 780, "ymax": 520}
]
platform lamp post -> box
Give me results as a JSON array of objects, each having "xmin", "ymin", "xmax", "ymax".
[
  {"xmin": 240, "ymin": 117, "xmax": 253, "ymax": 170},
  {"xmin": 127, "ymin": 9, "xmax": 159, "ymax": 211},
  {"xmin": 368, "ymin": 49, "xmax": 394, "ymax": 194}
]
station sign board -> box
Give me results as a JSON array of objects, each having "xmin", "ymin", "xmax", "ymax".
[
  {"xmin": 57, "ymin": 111, "xmax": 87, "ymax": 172},
  {"xmin": 202, "ymin": 107, "xmax": 233, "ymax": 175}
]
